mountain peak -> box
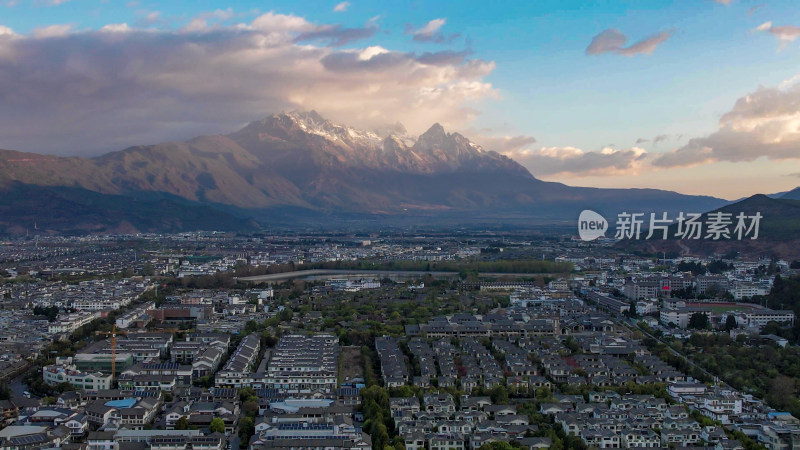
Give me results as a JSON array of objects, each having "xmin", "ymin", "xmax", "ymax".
[
  {"xmin": 423, "ymin": 122, "xmax": 446, "ymax": 137},
  {"xmin": 780, "ymin": 186, "xmax": 800, "ymax": 200},
  {"xmin": 417, "ymin": 123, "xmax": 450, "ymax": 150},
  {"xmin": 282, "ymin": 110, "xmax": 326, "ymax": 127}
]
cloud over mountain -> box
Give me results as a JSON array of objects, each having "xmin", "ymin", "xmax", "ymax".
[
  {"xmin": 503, "ymin": 146, "xmax": 648, "ymax": 177},
  {"xmin": 0, "ymin": 11, "xmax": 495, "ymax": 155}
]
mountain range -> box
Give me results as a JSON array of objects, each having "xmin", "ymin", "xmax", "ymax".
[
  {"xmin": 619, "ymin": 194, "xmax": 800, "ymax": 260},
  {"xmin": 0, "ymin": 111, "xmax": 734, "ymax": 234}
]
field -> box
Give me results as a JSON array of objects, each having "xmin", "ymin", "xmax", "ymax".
[{"xmin": 338, "ymin": 345, "xmax": 364, "ymax": 383}]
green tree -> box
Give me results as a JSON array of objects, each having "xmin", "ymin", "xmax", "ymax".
[
  {"xmin": 238, "ymin": 416, "xmax": 255, "ymax": 448},
  {"xmin": 490, "ymin": 385, "xmax": 510, "ymax": 404},
  {"xmin": 688, "ymin": 312, "xmax": 710, "ymax": 330},
  {"xmin": 209, "ymin": 418, "xmax": 225, "ymax": 434},
  {"xmin": 242, "ymin": 399, "xmax": 259, "ymax": 418},
  {"xmin": 141, "ymin": 263, "xmax": 155, "ymax": 276},
  {"xmin": 239, "ymin": 387, "xmax": 257, "ymax": 402},
  {"xmin": 175, "ymin": 416, "xmax": 189, "ymax": 430},
  {"xmin": 724, "ymin": 314, "xmax": 738, "ymax": 331},
  {"xmin": 478, "ymin": 443, "xmax": 516, "ymax": 450},
  {"xmin": 535, "ymin": 386, "xmax": 552, "ymax": 400}
]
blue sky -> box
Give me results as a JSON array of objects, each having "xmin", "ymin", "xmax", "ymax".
[{"xmin": 1, "ymin": 0, "xmax": 800, "ymax": 198}]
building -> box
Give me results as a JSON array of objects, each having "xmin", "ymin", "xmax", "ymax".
[
  {"xmin": 743, "ymin": 310, "xmax": 795, "ymax": 330},
  {"xmin": 586, "ymin": 291, "xmax": 630, "ymax": 315},
  {"xmin": 660, "ymin": 308, "xmax": 711, "ymax": 329},
  {"xmin": 42, "ymin": 358, "xmax": 112, "ymax": 390},
  {"xmin": 697, "ymin": 275, "xmax": 730, "ymax": 295},
  {"xmin": 262, "ymin": 334, "xmax": 339, "ymax": 394}
]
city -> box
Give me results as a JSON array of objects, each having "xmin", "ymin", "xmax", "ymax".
[
  {"xmin": 2, "ymin": 0, "xmax": 800, "ymax": 449},
  {"xmin": 0, "ymin": 232, "xmax": 797, "ymax": 449}
]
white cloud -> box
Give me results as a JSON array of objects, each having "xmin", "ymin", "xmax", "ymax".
[
  {"xmin": 99, "ymin": 23, "xmax": 131, "ymax": 33},
  {"xmin": 0, "ymin": 12, "xmax": 497, "ymax": 155},
  {"xmin": 406, "ymin": 18, "xmax": 460, "ymax": 44},
  {"xmin": 415, "ymin": 18, "xmax": 445, "ymax": 37},
  {"xmin": 32, "ymin": 24, "xmax": 73, "ymax": 38},
  {"xmin": 250, "ymin": 11, "xmax": 314, "ymax": 33},
  {"xmin": 472, "ymin": 134, "xmax": 536, "ymax": 154},
  {"xmin": 333, "ymin": 2, "xmax": 350, "ymax": 12},
  {"xmin": 653, "ymin": 75, "xmax": 800, "ymax": 167},
  {"xmin": 503, "ymin": 146, "xmax": 648, "ymax": 177},
  {"xmin": 754, "ymin": 21, "xmax": 800, "ymax": 48},
  {"xmin": 586, "ymin": 28, "xmax": 672, "ymax": 56}
]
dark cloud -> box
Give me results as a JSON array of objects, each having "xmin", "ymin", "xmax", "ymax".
[
  {"xmin": 415, "ymin": 49, "xmax": 472, "ymax": 66},
  {"xmin": 295, "ymin": 24, "xmax": 377, "ymax": 47},
  {"xmin": 653, "ymin": 134, "xmax": 670, "ymax": 145}
]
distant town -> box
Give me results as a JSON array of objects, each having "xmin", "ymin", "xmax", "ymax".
[{"xmin": 0, "ymin": 231, "xmax": 798, "ymax": 450}]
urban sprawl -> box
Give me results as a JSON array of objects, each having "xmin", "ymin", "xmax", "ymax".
[{"xmin": 0, "ymin": 232, "xmax": 798, "ymax": 450}]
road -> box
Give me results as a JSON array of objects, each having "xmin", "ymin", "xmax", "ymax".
[{"xmin": 8, "ymin": 373, "xmax": 30, "ymax": 397}]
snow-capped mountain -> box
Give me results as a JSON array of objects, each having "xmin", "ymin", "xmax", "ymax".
[{"xmin": 0, "ymin": 111, "xmax": 728, "ymax": 233}]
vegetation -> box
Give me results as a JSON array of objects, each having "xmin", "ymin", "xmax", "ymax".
[
  {"xmin": 238, "ymin": 417, "xmax": 254, "ymax": 449},
  {"xmin": 209, "ymin": 417, "xmax": 225, "ymax": 434},
  {"xmin": 684, "ymin": 333, "xmax": 800, "ymax": 418},
  {"xmin": 175, "ymin": 416, "xmax": 190, "ymax": 430},
  {"xmin": 747, "ymin": 275, "xmax": 800, "ymax": 343},
  {"xmin": 688, "ymin": 312, "xmax": 710, "ymax": 330},
  {"xmin": 32, "ymin": 305, "xmax": 60, "ymax": 322},
  {"xmin": 361, "ymin": 386, "xmax": 393, "ymax": 450}
]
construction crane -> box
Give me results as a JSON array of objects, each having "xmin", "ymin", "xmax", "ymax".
[{"xmin": 95, "ymin": 325, "xmax": 128, "ymax": 379}]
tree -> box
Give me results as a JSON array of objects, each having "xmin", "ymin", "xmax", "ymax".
[
  {"xmin": 175, "ymin": 416, "xmax": 189, "ymax": 430},
  {"xmin": 688, "ymin": 312, "xmax": 710, "ymax": 330},
  {"xmin": 0, "ymin": 382, "xmax": 10, "ymax": 401},
  {"xmin": 239, "ymin": 387, "xmax": 257, "ymax": 402},
  {"xmin": 242, "ymin": 400, "xmax": 259, "ymax": 418},
  {"xmin": 209, "ymin": 418, "xmax": 225, "ymax": 434},
  {"xmin": 724, "ymin": 314, "xmax": 738, "ymax": 331},
  {"xmin": 535, "ymin": 386, "xmax": 552, "ymax": 400},
  {"xmin": 478, "ymin": 443, "xmax": 516, "ymax": 450},
  {"xmin": 238, "ymin": 416, "xmax": 255, "ymax": 448},
  {"xmin": 490, "ymin": 385, "xmax": 509, "ymax": 404},
  {"xmin": 142, "ymin": 263, "xmax": 155, "ymax": 276}
]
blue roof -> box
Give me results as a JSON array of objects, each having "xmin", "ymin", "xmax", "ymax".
[{"xmin": 105, "ymin": 398, "xmax": 137, "ymax": 408}]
